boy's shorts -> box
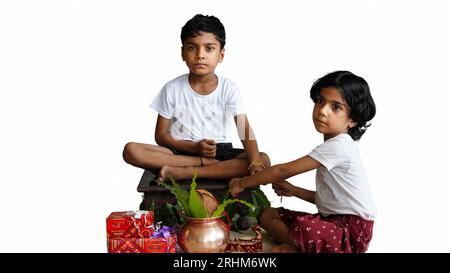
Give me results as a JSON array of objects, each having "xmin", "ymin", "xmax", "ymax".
[{"xmin": 171, "ymin": 143, "xmax": 244, "ymax": 161}]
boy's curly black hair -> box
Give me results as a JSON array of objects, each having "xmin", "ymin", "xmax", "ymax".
[
  {"xmin": 310, "ymin": 71, "xmax": 376, "ymax": 141},
  {"xmin": 181, "ymin": 14, "xmax": 226, "ymax": 49}
]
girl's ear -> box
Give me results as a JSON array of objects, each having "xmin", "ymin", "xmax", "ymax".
[{"xmin": 348, "ymin": 119, "xmax": 357, "ymax": 129}]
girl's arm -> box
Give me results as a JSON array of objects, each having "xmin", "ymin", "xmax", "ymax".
[
  {"xmin": 229, "ymin": 155, "xmax": 322, "ymax": 196},
  {"xmin": 293, "ymin": 186, "xmax": 316, "ymax": 204},
  {"xmin": 273, "ymin": 181, "xmax": 316, "ymax": 204},
  {"xmin": 154, "ymin": 115, "xmax": 215, "ymax": 156}
]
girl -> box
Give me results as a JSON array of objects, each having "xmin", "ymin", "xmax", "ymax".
[{"xmin": 229, "ymin": 71, "xmax": 377, "ymax": 253}]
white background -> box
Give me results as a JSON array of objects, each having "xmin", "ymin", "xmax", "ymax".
[{"xmin": 1, "ymin": 0, "xmax": 449, "ymax": 252}]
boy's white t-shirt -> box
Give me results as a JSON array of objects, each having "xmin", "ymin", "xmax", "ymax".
[
  {"xmin": 308, "ymin": 133, "xmax": 377, "ymax": 220},
  {"xmin": 150, "ymin": 74, "xmax": 245, "ymax": 143}
]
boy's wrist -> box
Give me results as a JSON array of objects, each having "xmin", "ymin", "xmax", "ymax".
[
  {"xmin": 248, "ymin": 161, "xmax": 265, "ymax": 170},
  {"xmin": 238, "ymin": 178, "xmax": 246, "ymax": 190},
  {"xmin": 171, "ymin": 139, "xmax": 199, "ymax": 155}
]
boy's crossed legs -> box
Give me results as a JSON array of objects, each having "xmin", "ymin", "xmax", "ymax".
[
  {"xmin": 123, "ymin": 142, "xmax": 203, "ymax": 171},
  {"xmin": 122, "ymin": 142, "xmax": 270, "ymax": 182}
]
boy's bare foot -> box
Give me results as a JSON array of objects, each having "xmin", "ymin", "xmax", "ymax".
[
  {"xmin": 157, "ymin": 165, "xmax": 194, "ymax": 182},
  {"xmin": 271, "ymin": 243, "xmax": 298, "ymax": 253},
  {"xmin": 157, "ymin": 165, "xmax": 170, "ymax": 183}
]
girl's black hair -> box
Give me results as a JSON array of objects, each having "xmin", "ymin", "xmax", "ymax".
[
  {"xmin": 181, "ymin": 14, "xmax": 226, "ymax": 49},
  {"xmin": 310, "ymin": 71, "xmax": 376, "ymax": 141}
]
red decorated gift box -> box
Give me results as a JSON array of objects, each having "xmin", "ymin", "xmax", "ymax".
[
  {"xmin": 108, "ymin": 234, "xmax": 177, "ymax": 253},
  {"xmin": 106, "ymin": 211, "xmax": 155, "ymax": 239}
]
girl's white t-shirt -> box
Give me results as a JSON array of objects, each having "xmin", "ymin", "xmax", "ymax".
[
  {"xmin": 150, "ymin": 74, "xmax": 245, "ymax": 143},
  {"xmin": 308, "ymin": 133, "xmax": 377, "ymax": 220}
]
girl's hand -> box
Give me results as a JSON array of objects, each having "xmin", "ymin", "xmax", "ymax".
[
  {"xmin": 249, "ymin": 164, "xmax": 264, "ymax": 175},
  {"xmin": 272, "ymin": 181, "xmax": 296, "ymax": 197},
  {"xmin": 229, "ymin": 178, "xmax": 245, "ymax": 197}
]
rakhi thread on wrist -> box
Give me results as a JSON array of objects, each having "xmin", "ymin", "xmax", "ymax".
[{"xmin": 248, "ymin": 161, "xmax": 265, "ymax": 170}]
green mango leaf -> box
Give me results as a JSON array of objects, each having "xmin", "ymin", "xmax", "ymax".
[
  {"xmin": 160, "ymin": 203, "xmax": 177, "ymax": 227},
  {"xmin": 187, "ymin": 171, "xmax": 208, "ymax": 218},
  {"xmin": 211, "ymin": 199, "xmax": 255, "ymax": 218},
  {"xmin": 252, "ymin": 189, "xmax": 271, "ymax": 208},
  {"xmin": 250, "ymin": 188, "xmax": 271, "ymax": 217},
  {"xmin": 160, "ymin": 179, "xmax": 177, "ymax": 197},
  {"xmin": 250, "ymin": 190, "xmax": 258, "ymax": 217},
  {"xmin": 161, "ymin": 176, "xmax": 189, "ymax": 213},
  {"xmin": 165, "ymin": 203, "xmax": 184, "ymax": 226},
  {"xmin": 225, "ymin": 201, "xmax": 237, "ymax": 219},
  {"xmin": 149, "ymin": 200, "xmax": 155, "ymax": 212},
  {"xmin": 220, "ymin": 189, "xmax": 230, "ymax": 203}
]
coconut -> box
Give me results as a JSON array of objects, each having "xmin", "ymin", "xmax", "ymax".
[{"xmin": 196, "ymin": 189, "xmax": 220, "ymax": 217}]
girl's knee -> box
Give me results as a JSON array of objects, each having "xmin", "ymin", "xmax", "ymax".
[{"xmin": 258, "ymin": 207, "xmax": 279, "ymax": 226}]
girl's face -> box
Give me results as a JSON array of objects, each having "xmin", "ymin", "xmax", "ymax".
[
  {"xmin": 181, "ymin": 31, "xmax": 224, "ymax": 77},
  {"xmin": 312, "ymin": 87, "xmax": 356, "ymax": 140}
]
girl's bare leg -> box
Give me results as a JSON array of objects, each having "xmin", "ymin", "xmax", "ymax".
[
  {"xmin": 258, "ymin": 208, "xmax": 299, "ymax": 253},
  {"xmin": 271, "ymin": 244, "xmax": 298, "ymax": 253},
  {"xmin": 258, "ymin": 208, "xmax": 291, "ymax": 244}
]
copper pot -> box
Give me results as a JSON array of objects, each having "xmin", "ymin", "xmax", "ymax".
[{"xmin": 178, "ymin": 216, "xmax": 230, "ymax": 253}]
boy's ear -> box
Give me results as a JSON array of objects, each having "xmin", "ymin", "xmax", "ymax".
[
  {"xmin": 181, "ymin": 46, "xmax": 185, "ymax": 61},
  {"xmin": 218, "ymin": 48, "xmax": 225, "ymax": 63}
]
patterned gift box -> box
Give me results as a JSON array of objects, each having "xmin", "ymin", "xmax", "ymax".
[
  {"xmin": 107, "ymin": 234, "xmax": 177, "ymax": 253},
  {"xmin": 106, "ymin": 211, "xmax": 155, "ymax": 239}
]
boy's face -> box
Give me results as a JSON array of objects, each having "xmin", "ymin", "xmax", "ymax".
[
  {"xmin": 181, "ymin": 31, "xmax": 224, "ymax": 77},
  {"xmin": 312, "ymin": 87, "xmax": 357, "ymax": 140}
]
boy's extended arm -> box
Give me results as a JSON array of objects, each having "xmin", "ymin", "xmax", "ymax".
[
  {"xmin": 234, "ymin": 114, "xmax": 261, "ymax": 165},
  {"xmin": 154, "ymin": 115, "xmax": 198, "ymax": 154},
  {"xmin": 238, "ymin": 155, "xmax": 322, "ymax": 189}
]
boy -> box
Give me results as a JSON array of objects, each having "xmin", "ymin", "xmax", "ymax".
[{"xmin": 123, "ymin": 14, "xmax": 270, "ymax": 182}]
